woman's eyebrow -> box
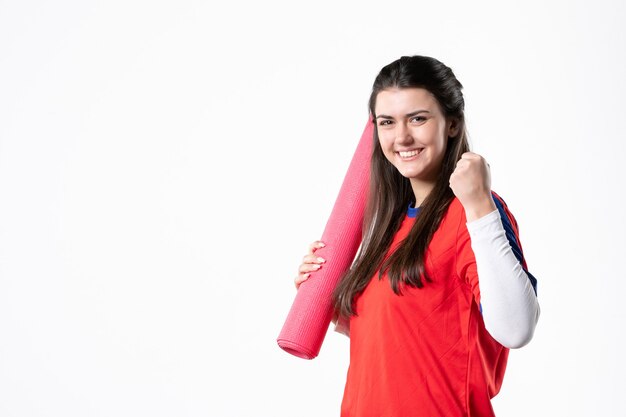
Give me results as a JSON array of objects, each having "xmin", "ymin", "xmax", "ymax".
[{"xmin": 375, "ymin": 110, "xmax": 431, "ymax": 120}]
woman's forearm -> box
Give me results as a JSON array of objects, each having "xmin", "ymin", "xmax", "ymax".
[{"xmin": 467, "ymin": 209, "xmax": 541, "ymax": 348}]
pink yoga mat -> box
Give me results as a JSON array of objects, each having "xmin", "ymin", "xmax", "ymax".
[{"xmin": 277, "ymin": 117, "xmax": 374, "ymax": 359}]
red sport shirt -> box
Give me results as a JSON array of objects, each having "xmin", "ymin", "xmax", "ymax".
[{"xmin": 340, "ymin": 191, "xmax": 537, "ymax": 417}]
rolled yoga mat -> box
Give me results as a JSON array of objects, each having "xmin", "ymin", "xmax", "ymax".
[{"xmin": 277, "ymin": 116, "xmax": 374, "ymax": 359}]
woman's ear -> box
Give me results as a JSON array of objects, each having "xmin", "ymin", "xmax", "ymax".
[{"xmin": 447, "ymin": 118, "xmax": 460, "ymax": 138}]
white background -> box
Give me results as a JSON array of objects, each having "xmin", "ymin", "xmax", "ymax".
[{"xmin": 1, "ymin": 0, "xmax": 625, "ymax": 416}]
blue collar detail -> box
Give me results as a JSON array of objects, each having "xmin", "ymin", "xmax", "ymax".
[{"xmin": 407, "ymin": 203, "xmax": 421, "ymax": 218}]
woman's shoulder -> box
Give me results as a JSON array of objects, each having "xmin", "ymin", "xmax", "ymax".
[
  {"xmin": 445, "ymin": 195, "xmax": 467, "ymax": 222},
  {"xmin": 435, "ymin": 196, "xmax": 466, "ymax": 237},
  {"xmin": 445, "ymin": 190, "xmax": 507, "ymax": 225},
  {"xmin": 489, "ymin": 189, "xmax": 509, "ymax": 209},
  {"xmin": 447, "ymin": 195, "xmax": 463, "ymax": 213},
  {"xmin": 448, "ymin": 189, "xmax": 522, "ymax": 241}
]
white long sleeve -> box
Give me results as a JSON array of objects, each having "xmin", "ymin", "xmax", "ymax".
[{"xmin": 466, "ymin": 208, "xmax": 540, "ymax": 348}]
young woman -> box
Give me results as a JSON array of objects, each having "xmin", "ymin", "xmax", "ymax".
[{"xmin": 294, "ymin": 55, "xmax": 540, "ymax": 417}]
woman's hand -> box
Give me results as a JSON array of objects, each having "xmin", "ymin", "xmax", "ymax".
[
  {"xmin": 449, "ymin": 151, "xmax": 497, "ymax": 222},
  {"xmin": 294, "ymin": 240, "xmax": 326, "ymax": 290}
]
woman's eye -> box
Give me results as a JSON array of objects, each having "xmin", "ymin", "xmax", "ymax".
[
  {"xmin": 411, "ymin": 116, "xmax": 426, "ymax": 122},
  {"xmin": 378, "ymin": 120, "xmax": 392, "ymax": 126}
]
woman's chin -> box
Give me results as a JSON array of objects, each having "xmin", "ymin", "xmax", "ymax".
[{"xmin": 399, "ymin": 169, "xmax": 423, "ymax": 179}]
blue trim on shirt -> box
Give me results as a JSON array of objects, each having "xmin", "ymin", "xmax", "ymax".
[
  {"xmin": 491, "ymin": 193, "xmax": 538, "ymax": 296},
  {"xmin": 407, "ymin": 203, "xmax": 421, "ymax": 218}
]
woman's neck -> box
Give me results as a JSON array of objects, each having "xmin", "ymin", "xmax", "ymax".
[{"xmin": 410, "ymin": 178, "xmax": 436, "ymax": 207}]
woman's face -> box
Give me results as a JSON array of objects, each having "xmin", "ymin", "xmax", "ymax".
[{"xmin": 374, "ymin": 87, "xmax": 457, "ymax": 187}]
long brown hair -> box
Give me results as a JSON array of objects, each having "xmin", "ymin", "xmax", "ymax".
[{"xmin": 332, "ymin": 55, "xmax": 471, "ymax": 318}]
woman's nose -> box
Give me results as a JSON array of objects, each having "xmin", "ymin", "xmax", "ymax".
[{"xmin": 395, "ymin": 122, "xmax": 412, "ymax": 143}]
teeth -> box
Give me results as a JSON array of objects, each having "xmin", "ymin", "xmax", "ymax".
[{"xmin": 399, "ymin": 149, "xmax": 422, "ymax": 158}]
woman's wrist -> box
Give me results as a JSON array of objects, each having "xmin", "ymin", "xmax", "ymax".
[{"xmin": 464, "ymin": 195, "xmax": 497, "ymax": 222}]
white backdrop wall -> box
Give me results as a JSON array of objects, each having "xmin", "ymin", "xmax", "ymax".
[{"xmin": 1, "ymin": 0, "xmax": 625, "ymax": 416}]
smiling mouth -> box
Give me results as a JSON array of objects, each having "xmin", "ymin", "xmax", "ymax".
[{"xmin": 397, "ymin": 148, "xmax": 424, "ymax": 159}]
